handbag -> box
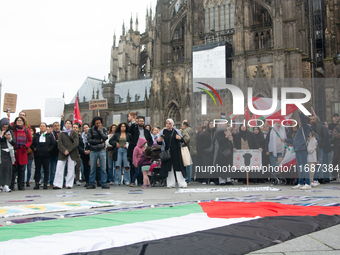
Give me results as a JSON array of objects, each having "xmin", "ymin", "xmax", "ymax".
[
  {"xmin": 181, "ymin": 141, "xmax": 193, "ymax": 167},
  {"xmin": 159, "ymin": 130, "xmax": 174, "ymax": 162}
]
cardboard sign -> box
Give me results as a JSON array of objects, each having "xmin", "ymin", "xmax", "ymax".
[
  {"xmin": 45, "ymin": 98, "xmax": 64, "ymax": 117},
  {"xmin": 23, "ymin": 109, "xmax": 41, "ymax": 126},
  {"xmin": 233, "ymin": 150, "xmax": 262, "ymax": 170},
  {"xmin": 89, "ymin": 99, "xmax": 108, "ymax": 110},
  {"xmin": 3, "ymin": 93, "xmax": 17, "ymax": 112}
]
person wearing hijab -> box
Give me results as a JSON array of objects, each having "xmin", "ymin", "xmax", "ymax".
[
  {"xmin": 213, "ymin": 124, "xmax": 234, "ymax": 185},
  {"xmin": 198, "ymin": 120, "xmax": 217, "ymax": 184},
  {"xmin": 265, "ymin": 122, "xmax": 287, "ymax": 168},
  {"xmin": 53, "ymin": 119, "xmax": 79, "ymax": 189},
  {"xmin": 253, "ymin": 127, "xmax": 267, "ymax": 183},
  {"xmin": 157, "ymin": 119, "xmax": 187, "ymax": 188},
  {"xmin": 0, "ymin": 118, "xmax": 16, "ymax": 192},
  {"xmin": 11, "ymin": 117, "xmax": 32, "ymax": 191}
]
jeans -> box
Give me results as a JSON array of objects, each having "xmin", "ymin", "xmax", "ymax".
[
  {"xmin": 89, "ymin": 150, "xmax": 107, "ymax": 186},
  {"xmin": 269, "ymin": 153, "xmax": 283, "ymax": 167},
  {"xmin": 80, "ymin": 161, "xmax": 85, "ymax": 181},
  {"xmin": 295, "ymin": 150, "xmax": 310, "ymax": 185},
  {"xmin": 24, "ymin": 159, "xmax": 33, "ymax": 183},
  {"xmin": 185, "ymin": 165, "xmax": 191, "ymax": 183},
  {"xmin": 115, "ymin": 148, "xmax": 130, "ymax": 185},
  {"xmin": 11, "ymin": 164, "xmax": 25, "ymax": 190},
  {"xmin": 131, "ymin": 166, "xmax": 141, "ymax": 185},
  {"xmin": 107, "ymin": 150, "xmax": 115, "ymax": 183},
  {"xmin": 314, "ymin": 148, "xmax": 324, "ymax": 180},
  {"xmin": 49, "ymin": 156, "xmax": 58, "ymax": 185}
]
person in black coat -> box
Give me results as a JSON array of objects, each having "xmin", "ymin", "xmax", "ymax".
[
  {"xmin": 128, "ymin": 117, "xmax": 153, "ymax": 185},
  {"xmin": 197, "ymin": 121, "xmax": 217, "ymax": 184},
  {"xmin": 157, "ymin": 119, "xmax": 187, "ymax": 188},
  {"xmin": 31, "ymin": 122, "xmax": 55, "ymax": 190},
  {"xmin": 78, "ymin": 123, "xmax": 91, "ymax": 187}
]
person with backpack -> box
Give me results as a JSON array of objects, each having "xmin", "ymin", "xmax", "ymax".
[{"xmin": 10, "ymin": 117, "xmax": 32, "ymax": 191}]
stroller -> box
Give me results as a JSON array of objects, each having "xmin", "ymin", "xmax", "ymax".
[
  {"xmin": 148, "ymin": 145, "xmax": 166, "ymax": 187},
  {"xmin": 270, "ymin": 156, "xmax": 287, "ymax": 185}
]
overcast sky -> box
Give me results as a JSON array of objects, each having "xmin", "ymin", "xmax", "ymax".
[{"xmin": 0, "ymin": 0, "xmax": 157, "ymax": 124}]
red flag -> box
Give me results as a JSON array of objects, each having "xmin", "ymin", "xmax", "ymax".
[
  {"xmin": 74, "ymin": 97, "xmax": 82, "ymax": 125},
  {"xmin": 244, "ymin": 106, "xmax": 251, "ymax": 122}
]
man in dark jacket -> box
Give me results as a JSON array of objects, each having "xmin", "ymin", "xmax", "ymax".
[
  {"xmin": 87, "ymin": 117, "xmax": 109, "ymax": 189},
  {"xmin": 49, "ymin": 118, "xmax": 63, "ymax": 188},
  {"xmin": 128, "ymin": 116, "xmax": 153, "ymax": 185}
]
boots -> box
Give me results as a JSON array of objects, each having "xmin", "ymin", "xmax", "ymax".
[
  {"xmin": 33, "ymin": 183, "xmax": 40, "ymax": 190},
  {"xmin": 43, "ymin": 183, "xmax": 48, "ymax": 190}
]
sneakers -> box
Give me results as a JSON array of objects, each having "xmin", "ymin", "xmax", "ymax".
[
  {"xmin": 101, "ymin": 185, "xmax": 110, "ymax": 189},
  {"xmin": 300, "ymin": 184, "xmax": 312, "ymax": 190},
  {"xmin": 202, "ymin": 182, "xmax": 206, "ymax": 185},
  {"xmin": 311, "ymin": 181, "xmax": 320, "ymax": 187},
  {"xmin": 209, "ymin": 182, "xmax": 215, "ymax": 185},
  {"xmin": 86, "ymin": 184, "xmax": 96, "ymax": 189},
  {"xmin": 76, "ymin": 181, "xmax": 81, "ymax": 186},
  {"xmin": 3, "ymin": 185, "xmax": 11, "ymax": 192},
  {"xmin": 292, "ymin": 184, "xmax": 303, "ymax": 189},
  {"xmin": 108, "ymin": 182, "xmax": 114, "ymax": 185},
  {"xmin": 129, "ymin": 184, "xmax": 137, "ymax": 187}
]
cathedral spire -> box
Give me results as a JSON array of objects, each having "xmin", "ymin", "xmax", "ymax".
[
  {"xmin": 130, "ymin": 13, "xmax": 133, "ymax": 31},
  {"xmin": 113, "ymin": 29, "xmax": 116, "ymax": 47},
  {"xmin": 122, "ymin": 20, "xmax": 125, "ymax": 35},
  {"xmin": 135, "ymin": 13, "xmax": 139, "ymax": 32},
  {"xmin": 146, "ymin": 5, "xmax": 148, "ymax": 17}
]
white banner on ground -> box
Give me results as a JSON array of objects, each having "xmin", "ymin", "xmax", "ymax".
[
  {"xmin": 175, "ymin": 187, "xmax": 281, "ymax": 193},
  {"xmin": 45, "ymin": 98, "xmax": 64, "ymax": 117}
]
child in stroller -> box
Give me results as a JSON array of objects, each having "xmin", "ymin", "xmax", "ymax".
[{"xmin": 148, "ymin": 145, "xmax": 166, "ymax": 187}]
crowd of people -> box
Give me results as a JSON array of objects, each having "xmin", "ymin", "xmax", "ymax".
[{"xmin": 0, "ymin": 110, "xmax": 339, "ymax": 193}]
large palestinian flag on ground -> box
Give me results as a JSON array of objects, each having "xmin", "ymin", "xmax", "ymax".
[{"xmin": 0, "ymin": 201, "xmax": 340, "ymax": 255}]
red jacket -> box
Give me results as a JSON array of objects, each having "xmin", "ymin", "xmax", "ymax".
[{"xmin": 13, "ymin": 127, "xmax": 32, "ymax": 165}]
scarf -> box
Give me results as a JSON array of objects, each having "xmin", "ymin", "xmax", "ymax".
[
  {"xmin": 268, "ymin": 123, "xmax": 287, "ymax": 157},
  {"xmin": 81, "ymin": 132, "xmax": 88, "ymax": 147},
  {"xmin": 15, "ymin": 127, "xmax": 26, "ymax": 147},
  {"xmin": 62, "ymin": 127, "xmax": 72, "ymax": 136},
  {"xmin": 166, "ymin": 119, "xmax": 175, "ymax": 131},
  {"xmin": 239, "ymin": 126, "xmax": 248, "ymax": 141}
]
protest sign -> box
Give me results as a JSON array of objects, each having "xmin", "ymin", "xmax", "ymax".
[
  {"xmin": 23, "ymin": 109, "xmax": 41, "ymax": 126},
  {"xmin": 3, "ymin": 93, "xmax": 17, "ymax": 112},
  {"xmin": 45, "ymin": 98, "xmax": 64, "ymax": 117},
  {"xmin": 89, "ymin": 99, "xmax": 108, "ymax": 110}
]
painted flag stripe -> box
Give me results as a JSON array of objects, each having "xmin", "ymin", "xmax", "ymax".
[
  {"xmin": 199, "ymin": 201, "xmax": 340, "ymax": 219},
  {"xmin": 0, "ymin": 213, "xmax": 257, "ymax": 255},
  {"xmin": 68, "ymin": 214, "xmax": 340, "ymax": 255},
  {"xmin": 0, "ymin": 204, "xmax": 203, "ymax": 243}
]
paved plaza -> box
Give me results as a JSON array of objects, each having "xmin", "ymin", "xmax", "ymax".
[{"xmin": 1, "ymin": 181, "xmax": 340, "ymax": 254}]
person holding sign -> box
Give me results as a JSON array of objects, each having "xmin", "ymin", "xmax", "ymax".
[
  {"xmin": 53, "ymin": 119, "xmax": 79, "ymax": 189},
  {"xmin": 10, "ymin": 117, "xmax": 32, "ymax": 191},
  {"xmin": 0, "ymin": 118, "xmax": 16, "ymax": 192},
  {"xmin": 31, "ymin": 123, "xmax": 55, "ymax": 190}
]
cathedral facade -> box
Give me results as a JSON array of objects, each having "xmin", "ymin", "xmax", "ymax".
[{"xmin": 64, "ymin": 0, "xmax": 340, "ymax": 128}]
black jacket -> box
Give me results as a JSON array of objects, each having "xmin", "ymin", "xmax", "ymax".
[
  {"xmin": 109, "ymin": 132, "xmax": 131, "ymax": 160},
  {"xmin": 87, "ymin": 127, "xmax": 108, "ymax": 151},
  {"xmin": 31, "ymin": 132, "xmax": 55, "ymax": 157},
  {"xmin": 127, "ymin": 124, "xmax": 153, "ymax": 159}
]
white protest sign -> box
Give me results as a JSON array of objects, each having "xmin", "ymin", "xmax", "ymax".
[
  {"xmin": 233, "ymin": 150, "xmax": 262, "ymax": 170},
  {"xmin": 45, "ymin": 98, "xmax": 64, "ymax": 117}
]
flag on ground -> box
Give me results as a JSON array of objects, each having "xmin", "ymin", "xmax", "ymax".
[{"xmin": 0, "ymin": 202, "xmax": 339, "ymax": 255}]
